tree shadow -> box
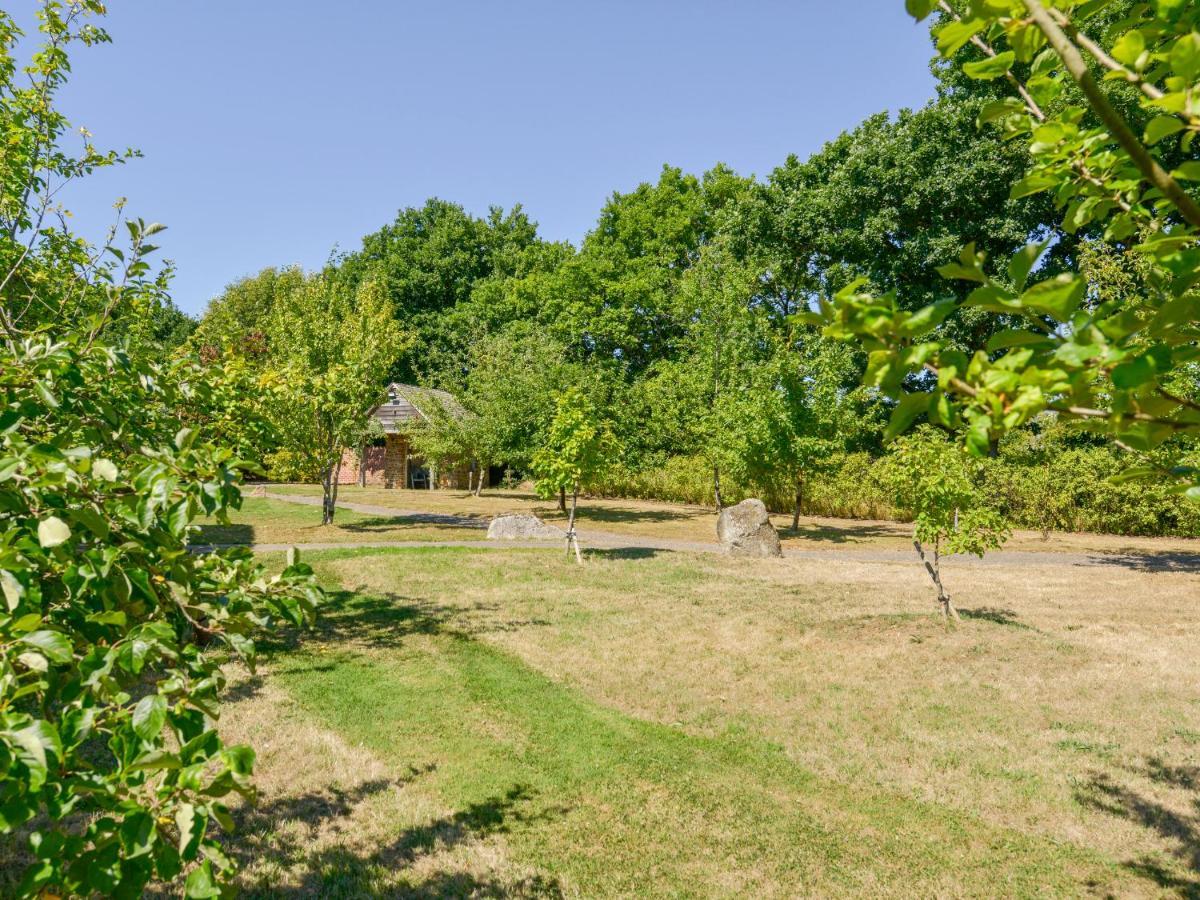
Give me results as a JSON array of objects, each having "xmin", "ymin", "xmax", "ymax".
[
  {"xmin": 585, "ymin": 547, "xmax": 669, "ymax": 560},
  {"xmin": 262, "ymin": 590, "xmax": 552, "ymax": 655},
  {"xmin": 573, "ymin": 506, "xmax": 697, "ymax": 527},
  {"xmin": 340, "ymin": 513, "xmax": 487, "ymax": 532},
  {"xmin": 1083, "ymin": 552, "xmax": 1200, "ymax": 574},
  {"xmin": 781, "ymin": 522, "xmax": 899, "ymax": 545},
  {"xmin": 289, "ymin": 591, "xmax": 457, "ymax": 652},
  {"xmin": 229, "ymin": 775, "xmax": 566, "ymax": 898},
  {"xmin": 958, "ymin": 607, "xmax": 1033, "ymax": 630},
  {"xmin": 1074, "ymin": 756, "xmax": 1200, "ymax": 896},
  {"xmin": 195, "ymin": 522, "xmax": 254, "ymax": 545}
]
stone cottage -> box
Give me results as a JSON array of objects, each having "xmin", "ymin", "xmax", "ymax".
[{"xmin": 338, "ymin": 383, "xmax": 484, "ymax": 490}]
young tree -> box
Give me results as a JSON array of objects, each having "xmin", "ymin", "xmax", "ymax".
[
  {"xmin": 0, "ymin": 7, "xmax": 322, "ymax": 895},
  {"xmin": 532, "ymin": 389, "xmax": 620, "ymax": 563},
  {"xmin": 420, "ymin": 324, "xmax": 587, "ymax": 497},
  {"xmin": 673, "ymin": 239, "xmax": 768, "ymax": 511},
  {"xmin": 267, "ymin": 276, "xmax": 405, "ymax": 524},
  {"xmin": 820, "ymin": 0, "xmax": 1200, "ymax": 503},
  {"xmin": 880, "ymin": 426, "xmax": 1010, "ymax": 620}
]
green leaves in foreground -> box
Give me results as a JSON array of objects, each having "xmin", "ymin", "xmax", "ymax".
[
  {"xmin": 0, "ymin": 335, "xmax": 323, "ymax": 897},
  {"xmin": 812, "ymin": 0, "xmax": 1200, "ymax": 496}
]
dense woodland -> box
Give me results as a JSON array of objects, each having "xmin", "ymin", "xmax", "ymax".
[{"xmin": 183, "ymin": 7, "xmax": 1200, "ymax": 537}]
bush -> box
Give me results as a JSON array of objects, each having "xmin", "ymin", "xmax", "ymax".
[
  {"xmin": 0, "ymin": 335, "xmax": 322, "ymax": 896},
  {"xmin": 595, "ymin": 444, "xmax": 1200, "ymax": 537}
]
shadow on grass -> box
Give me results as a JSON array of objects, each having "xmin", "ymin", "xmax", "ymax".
[
  {"xmin": 196, "ymin": 522, "xmax": 254, "ymax": 545},
  {"xmin": 261, "ymin": 589, "xmax": 553, "ymax": 656},
  {"xmin": 574, "ymin": 505, "xmax": 698, "ymax": 527},
  {"xmin": 1083, "ymin": 552, "xmax": 1200, "ymax": 574},
  {"xmin": 958, "ymin": 607, "xmax": 1033, "ymax": 630},
  {"xmin": 231, "ymin": 778, "xmax": 566, "ymax": 898},
  {"xmin": 780, "ymin": 521, "xmax": 899, "ymax": 545},
  {"xmin": 340, "ymin": 513, "xmax": 487, "ymax": 532},
  {"xmin": 1074, "ymin": 756, "xmax": 1200, "ymax": 897},
  {"xmin": 585, "ymin": 547, "xmax": 669, "ymax": 560}
]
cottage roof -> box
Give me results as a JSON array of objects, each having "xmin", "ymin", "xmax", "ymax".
[{"xmin": 370, "ymin": 382, "xmax": 466, "ymax": 433}]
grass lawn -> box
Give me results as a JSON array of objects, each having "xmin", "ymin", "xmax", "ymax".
[
  {"xmin": 194, "ymin": 497, "xmax": 485, "ymax": 546},
  {"xmin": 218, "ymin": 542, "xmax": 1200, "ymax": 897},
  {"xmin": 266, "ymin": 483, "xmax": 1200, "ymax": 558}
]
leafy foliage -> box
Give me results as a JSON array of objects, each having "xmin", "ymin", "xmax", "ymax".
[
  {"xmin": 0, "ymin": 6, "xmax": 324, "ymax": 894},
  {"xmin": 532, "ymin": 389, "xmax": 620, "ymax": 560},
  {"xmin": 1, "ymin": 336, "xmax": 321, "ymax": 896},
  {"xmin": 266, "ymin": 275, "xmax": 406, "ymax": 523},
  {"xmin": 819, "ymin": 0, "xmax": 1200, "ymax": 498},
  {"xmin": 880, "ymin": 426, "xmax": 1010, "ymax": 617}
]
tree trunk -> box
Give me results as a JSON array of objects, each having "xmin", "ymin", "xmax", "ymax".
[
  {"xmin": 357, "ymin": 440, "xmax": 367, "ymax": 488},
  {"xmin": 712, "ymin": 464, "xmax": 723, "ymax": 511},
  {"xmin": 912, "ymin": 534, "xmax": 958, "ymax": 621},
  {"xmin": 558, "ymin": 485, "xmax": 567, "ymax": 513},
  {"xmin": 330, "ymin": 460, "xmax": 340, "ymax": 521},
  {"xmin": 474, "ymin": 461, "xmax": 484, "ymax": 497},
  {"xmin": 321, "ymin": 466, "xmax": 334, "ymax": 526},
  {"xmin": 792, "ymin": 471, "xmax": 804, "ymax": 531},
  {"xmin": 566, "ymin": 481, "xmax": 583, "ymax": 564}
]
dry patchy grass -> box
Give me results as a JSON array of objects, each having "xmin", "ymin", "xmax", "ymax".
[
  {"xmin": 217, "ymin": 670, "xmax": 552, "ymax": 897},
  {"xmin": 229, "ymin": 544, "xmax": 1200, "ymax": 895}
]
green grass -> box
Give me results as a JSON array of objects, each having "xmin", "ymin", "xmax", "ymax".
[
  {"xmin": 245, "ymin": 548, "xmax": 1151, "ymax": 897},
  {"xmin": 194, "ymin": 497, "xmax": 485, "ymax": 546}
]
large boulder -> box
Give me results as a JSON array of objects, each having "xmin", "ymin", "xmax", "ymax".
[
  {"xmin": 487, "ymin": 513, "xmax": 566, "ymax": 541},
  {"xmin": 717, "ymin": 499, "xmax": 783, "ymax": 558}
]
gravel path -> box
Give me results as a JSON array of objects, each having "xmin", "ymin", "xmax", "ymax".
[{"xmin": 214, "ymin": 492, "xmax": 1200, "ymax": 573}]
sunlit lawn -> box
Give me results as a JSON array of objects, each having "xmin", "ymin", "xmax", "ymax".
[
  {"xmin": 219, "ymin": 543, "xmax": 1200, "ymax": 897},
  {"xmin": 267, "ymin": 483, "xmax": 1200, "ymax": 558},
  {"xmin": 194, "ymin": 497, "xmax": 485, "ymax": 546}
]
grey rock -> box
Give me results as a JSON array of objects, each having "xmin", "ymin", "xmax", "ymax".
[
  {"xmin": 717, "ymin": 499, "xmax": 782, "ymax": 558},
  {"xmin": 487, "ymin": 513, "xmax": 566, "ymax": 541}
]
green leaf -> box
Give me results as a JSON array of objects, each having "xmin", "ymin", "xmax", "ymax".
[
  {"xmin": 175, "ymin": 802, "xmax": 206, "ymax": 858},
  {"xmin": 963, "ymin": 51, "xmax": 1015, "ymax": 80},
  {"xmin": 1170, "ymin": 32, "xmax": 1200, "ymax": 81},
  {"xmin": 184, "ymin": 860, "xmax": 221, "ymax": 898},
  {"xmin": 20, "ymin": 630, "xmax": 73, "ymax": 664},
  {"xmin": 37, "ymin": 515, "xmax": 71, "ymax": 548},
  {"xmin": 1010, "ymin": 173, "xmax": 1058, "ymax": 199},
  {"xmin": 132, "ymin": 694, "xmax": 168, "ymax": 742},
  {"xmin": 1008, "ymin": 241, "xmax": 1048, "ymax": 292},
  {"xmin": 905, "ymin": 0, "xmax": 937, "ymax": 19},
  {"xmin": 936, "ymin": 17, "xmax": 985, "ymax": 57},
  {"xmin": 884, "ymin": 392, "xmax": 931, "ymax": 441},
  {"xmin": 5, "ymin": 721, "xmax": 61, "ymax": 790},
  {"xmin": 1145, "ymin": 115, "xmax": 1185, "ymax": 145},
  {"xmin": 1111, "ymin": 355, "xmax": 1156, "ymax": 389},
  {"xmin": 1021, "ymin": 275, "xmax": 1085, "ymax": 320},
  {"xmin": 1111, "ymin": 29, "xmax": 1146, "ymax": 67},
  {"xmin": 1172, "ymin": 161, "xmax": 1200, "ymax": 181},
  {"xmin": 986, "ymin": 329, "xmax": 1054, "ymax": 351}
]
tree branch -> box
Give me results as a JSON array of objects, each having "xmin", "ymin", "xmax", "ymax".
[{"xmin": 1023, "ymin": 0, "xmax": 1200, "ymax": 229}]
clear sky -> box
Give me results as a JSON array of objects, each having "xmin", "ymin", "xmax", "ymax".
[{"xmin": 35, "ymin": 1, "xmax": 939, "ymax": 315}]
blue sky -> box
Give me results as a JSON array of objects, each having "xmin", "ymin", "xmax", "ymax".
[{"xmin": 35, "ymin": 1, "xmax": 938, "ymax": 315}]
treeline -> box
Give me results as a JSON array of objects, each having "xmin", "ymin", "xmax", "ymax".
[{"xmin": 189, "ymin": 9, "xmax": 1198, "ymax": 537}]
